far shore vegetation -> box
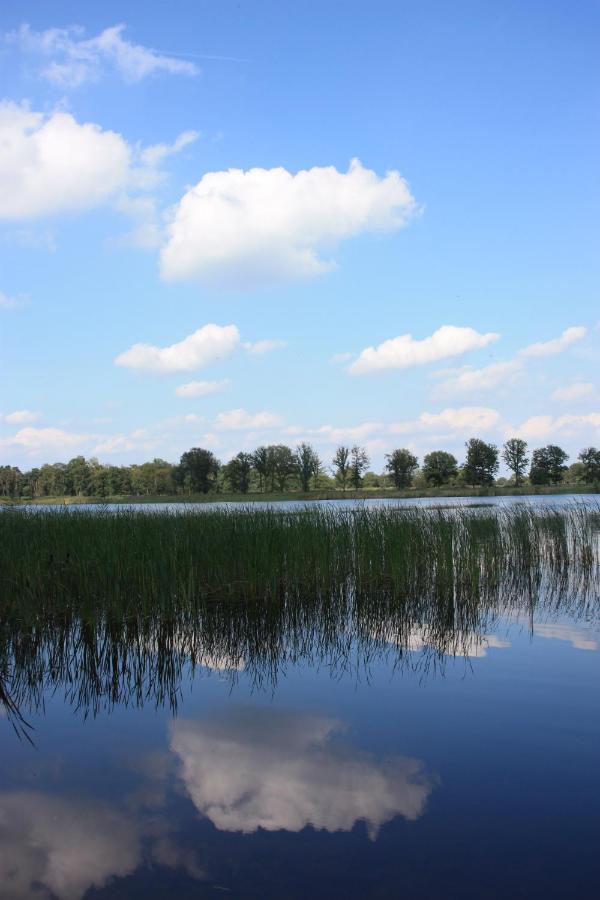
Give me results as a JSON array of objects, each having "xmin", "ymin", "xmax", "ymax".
[{"xmin": 1, "ymin": 437, "xmax": 599, "ymax": 503}]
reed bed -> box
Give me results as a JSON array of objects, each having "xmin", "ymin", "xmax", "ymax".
[{"xmin": 0, "ymin": 504, "xmax": 598, "ymax": 732}]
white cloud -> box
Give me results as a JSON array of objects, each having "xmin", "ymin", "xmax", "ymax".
[
  {"xmin": 349, "ymin": 325, "xmax": 499, "ymax": 375},
  {"xmin": 308, "ymin": 421, "xmax": 384, "ymax": 443},
  {"xmin": 1, "ymin": 426, "xmax": 89, "ymax": 455},
  {"xmin": 9, "ymin": 23, "xmax": 199, "ymax": 86},
  {"xmin": 0, "ymin": 791, "xmax": 140, "ymax": 900},
  {"xmin": 0, "ymin": 102, "xmax": 196, "ymax": 224},
  {"xmin": 214, "ymin": 409, "xmax": 283, "ymax": 431},
  {"xmin": 0, "ymin": 102, "xmax": 133, "ymax": 220},
  {"xmin": 115, "ymin": 324, "xmax": 240, "ymax": 373},
  {"xmin": 3, "ymin": 409, "xmax": 40, "ymax": 424},
  {"xmin": 92, "ymin": 431, "xmax": 156, "ymax": 455},
  {"xmin": 515, "ymin": 412, "xmax": 600, "ymax": 441},
  {"xmin": 391, "ymin": 405, "xmax": 501, "ymax": 435},
  {"xmin": 175, "ymin": 379, "xmax": 229, "ymax": 398},
  {"xmin": 330, "ymin": 352, "xmax": 353, "ymax": 364},
  {"xmin": 435, "ymin": 359, "xmax": 523, "ymax": 394},
  {"xmin": 170, "ymin": 709, "xmax": 433, "ymax": 838},
  {"xmin": 519, "ymin": 326, "xmax": 586, "ymax": 358},
  {"xmin": 243, "ymin": 339, "xmax": 287, "ymax": 355},
  {"xmin": 160, "ymin": 158, "xmax": 417, "ymax": 286},
  {"xmin": 139, "ymin": 130, "xmax": 199, "ymax": 169},
  {"xmin": 551, "ymin": 382, "xmax": 594, "ymax": 403}
]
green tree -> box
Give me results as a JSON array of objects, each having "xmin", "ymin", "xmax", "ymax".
[
  {"xmin": 295, "ymin": 443, "xmax": 321, "ymax": 492},
  {"xmin": 578, "ymin": 447, "xmax": 600, "ymax": 484},
  {"xmin": 502, "ymin": 438, "xmax": 529, "ymax": 486},
  {"xmin": 529, "ymin": 445, "xmax": 569, "ymax": 485},
  {"xmin": 176, "ymin": 448, "xmax": 220, "ymax": 494},
  {"xmin": 422, "ymin": 451, "xmax": 458, "ymax": 487},
  {"xmin": 349, "ymin": 446, "xmax": 370, "ymax": 489},
  {"xmin": 252, "ymin": 446, "xmax": 270, "ymax": 492},
  {"xmin": 270, "ymin": 445, "xmax": 296, "ymax": 492},
  {"xmin": 463, "ymin": 438, "xmax": 499, "ymax": 486},
  {"xmin": 66, "ymin": 456, "xmax": 91, "ymax": 496},
  {"xmin": 385, "ymin": 448, "xmax": 418, "ymax": 489},
  {"xmin": 224, "ymin": 452, "xmax": 253, "ymax": 493},
  {"xmin": 0, "ymin": 466, "xmax": 22, "ymax": 498},
  {"xmin": 332, "ymin": 446, "xmax": 351, "ymax": 491}
]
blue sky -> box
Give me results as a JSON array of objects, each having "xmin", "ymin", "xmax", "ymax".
[{"xmin": 1, "ymin": 0, "xmax": 598, "ymax": 472}]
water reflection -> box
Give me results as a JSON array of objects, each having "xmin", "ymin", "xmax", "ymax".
[
  {"xmin": 533, "ymin": 622, "xmax": 599, "ymax": 651},
  {"xmin": 0, "ymin": 703, "xmax": 434, "ymax": 898},
  {"xmin": 0, "ymin": 791, "xmax": 140, "ymax": 899},
  {"xmin": 170, "ymin": 708, "xmax": 433, "ymax": 838}
]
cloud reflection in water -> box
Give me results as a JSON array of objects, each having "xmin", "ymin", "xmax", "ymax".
[{"xmin": 170, "ymin": 707, "xmax": 435, "ymax": 839}]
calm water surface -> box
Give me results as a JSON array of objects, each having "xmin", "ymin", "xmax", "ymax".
[{"xmin": 1, "ymin": 497, "xmax": 599, "ymax": 899}]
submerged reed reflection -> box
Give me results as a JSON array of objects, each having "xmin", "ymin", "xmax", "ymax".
[{"xmin": 0, "ymin": 505, "xmax": 598, "ymax": 732}]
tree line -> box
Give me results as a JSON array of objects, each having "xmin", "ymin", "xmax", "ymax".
[{"xmin": 0, "ymin": 439, "xmax": 599, "ymax": 499}]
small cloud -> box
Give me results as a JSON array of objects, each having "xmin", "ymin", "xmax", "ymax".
[
  {"xmin": 214, "ymin": 409, "xmax": 283, "ymax": 431},
  {"xmin": 349, "ymin": 325, "xmax": 500, "ymax": 375},
  {"xmin": 0, "ymin": 291, "xmax": 24, "ymax": 310},
  {"xmin": 515, "ymin": 412, "xmax": 600, "ymax": 441},
  {"xmin": 519, "ymin": 326, "xmax": 586, "ymax": 358},
  {"xmin": 243, "ymin": 339, "xmax": 287, "ymax": 355},
  {"xmin": 330, "ymin": 352, "xmax": 353, "ymax": 364},
  {"xmin": 1, "ymin": 426, "xmax": 90, "ymax": 455},
  {"xmin": 390, "ymin": 405, "xmax": 501, "ymax": 435},
  {"xmin": 140, "ymin": 130, "xmax": 199, "ymax": 169},
  {"xmin": 115, "ymin": 324, "xmax": 240, "ymax": 374},
  {"xmin": 175, "ymin": 379, "xmax": 229, "ymax": 398},
  {"xmin": 3, "ymin": 409, "xmax": 40, "ymax": 424},
  {"xmin": 434, "ymin": 359, "xmax": 523, "ymax": 394},
  {"xmin": 551, "ymin": 382, "xmax": 594, "ymax": 403}
]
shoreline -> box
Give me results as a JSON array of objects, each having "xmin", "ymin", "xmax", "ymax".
[{"xmin": 2, "ymin": 484, "xmax": 597, "ymax": 506}]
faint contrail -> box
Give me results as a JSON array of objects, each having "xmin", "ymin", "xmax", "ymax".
[{"xmin": 156, "ymin": 48, "xmax": 251, "ymax": 63}]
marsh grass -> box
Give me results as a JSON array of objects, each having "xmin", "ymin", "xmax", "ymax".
[{"xmin": 0, "ymin": 504, "xmax": 598, "ymax": 731}]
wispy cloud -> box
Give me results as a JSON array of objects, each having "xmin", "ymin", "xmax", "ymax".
[
  {"xmin": 214, "ymin": 409, "xmax": 284, "ymax": 431},
  {"xmin": 243, "ymin": 339, "xmax": 287, "ymax": 355},
  {"xmin": 434, "ymin": 325, "xmax": 589, "ymax": 396},
  {"xmin": 2, "ymin": 409, "xmax": 40, "ymax": 424},
  {"xmin": 519, "ymin": 326, "xmax": 586, "ymax": 358},
  {"xmin": 551, "ymin": 382, "xmax": 594, "ymax": 403},
  {"xmin": 175, "ymin": 380, "xmax": 229, "ymax": 398},
  {"xmin": 8, "ymin": 23, "xmax": 200, "ymax": 86}
]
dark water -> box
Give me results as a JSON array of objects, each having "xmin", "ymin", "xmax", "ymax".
[{"xmin": 1, "ymin": 505, "xmax": 599, "ymax": 899}]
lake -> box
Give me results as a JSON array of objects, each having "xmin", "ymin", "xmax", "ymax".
[{"xmin": 1, "ymin": 498, "xmax": 599, "ymax": 899}]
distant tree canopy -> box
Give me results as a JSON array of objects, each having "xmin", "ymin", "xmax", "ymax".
[
  {"xmin": 223, "ymin": 452, "xmax": 253, "ymax": 494},
  {"xmin": 578, "ymin": 447, "xmax": 600, "ymax": 484},
  {"xmin": 0, "ymin": 438, "xmax": 594, "ymax": 500},
  {"xmin": 529, "ymin": 445, "xmax": 569, "ymax": 485},
  {"xmin": 176, "ymin": 448, "xmax": 220, "ymax": 494},
  {"xmin": 422, "ymin": 451, "xmax": 458, "ymax": 487},
  {"xmin": 462, "ymin": 438, "xmax": 499, "ymax": 486},
  {"xmin": 385, "ymin": 448, "xmax": 418, "ymax": 489},
  {"xmin": 502, "ymin": 438, "xmax": 529, "ymax": 486},
  {"xmin": 295, "ymin": 443, "xmax": 322, "ymax": 492},
  {"xmin": 332, "ymin": 446, "xmax": 351, "ymax": 491}
]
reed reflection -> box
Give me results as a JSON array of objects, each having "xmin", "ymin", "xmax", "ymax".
[{"xmin": 1, "ymin": 506, "xmax": 598, "ymax": 733}]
